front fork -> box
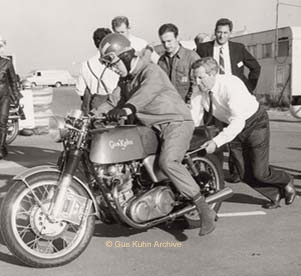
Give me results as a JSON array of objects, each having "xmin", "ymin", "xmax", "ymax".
[{"xmin": 50, "ymin": 149, "xmax": 83, "ymax": 220}]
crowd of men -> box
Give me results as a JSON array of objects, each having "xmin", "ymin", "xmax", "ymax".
[
  {"xmin": 1, "ymin": 15, "xmax": 295, "ymax": 238},
  {"xmin": 74, "ymin": 16, "xmax": 297, "ymax": 236}
]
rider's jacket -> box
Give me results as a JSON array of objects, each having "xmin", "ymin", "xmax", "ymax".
[
  {"xmin": 0, "ymin": 56, "xmax": 21, "ymax": 100},
  {"xmin": 119, "ymin": 57, "xmax": 193, "ymax": 127}
]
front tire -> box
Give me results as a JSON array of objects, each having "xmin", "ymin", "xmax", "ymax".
[
  {"xmin": 0, "ymin": 172, "xmax": 95, "ymax": 268},
  {"xmin": 184, "ymin": 153, "xmax": 224, "ymax": 228}
]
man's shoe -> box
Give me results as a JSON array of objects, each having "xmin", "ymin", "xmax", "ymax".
[
  {"xmin": 19, "ymin": 128, "xmax": 34, "ymax": 136},
  {"xmin": 262, "ymin": 193, "xmax": 281, "ymax": 209},
  {"xmin": 0, "ymin": 147, "xmax": 8, "ymax": 160},
  {"xmin": 225, "ymin": 175, "xmax": 241, "ymax": 183},
  {"xmin": 284, "ymin": 177, "xmax": 296, "ymax": 205},
  {"xmin": 193, "ymin": 194, "xmax": 216, "ymax": 237}
]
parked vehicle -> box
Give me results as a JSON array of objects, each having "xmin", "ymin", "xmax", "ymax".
[
  {"xmin": 0, "ymin": 109, "xmax": 232, "ymax": 268},
  {"xmin": 23, "ymin": 70, "xmax": 76, "ymax": 88},
  {"xmin": 231, "ymin": 26, "xmax": 301, "ymax": 108}
]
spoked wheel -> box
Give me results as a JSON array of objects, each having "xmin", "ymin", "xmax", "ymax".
[
  {"xmin": 6, "ymin": 119, "xmax": 19, "ymax": 144},
  {"xmin": 0, "ymin": 172, "xmax": 95, "ymax": 268},
  {"xmin": 184, "ymin": 153, "xmax": 224, "ymax": 228}
]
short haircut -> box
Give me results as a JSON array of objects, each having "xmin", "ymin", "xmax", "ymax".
[
  {"xmin": 215, "ymin": 18, "xmax": 233, "ymax": 32},
  {"xmin": 158, "ymin": 23, "xmax": 179, "ymax": 37},
  {"xmin": 111, "ymin": 16, "xmax": 130, "ymax": 31},
  {"xmin": 191, "ymin": 57, "xmax": 219, "ymax": 75},
  {"xmin": 93, "ymin": 28, "xmax": 112, "ymax": 48}
]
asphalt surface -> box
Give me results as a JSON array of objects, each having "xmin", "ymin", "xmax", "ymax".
[{"xmin": 0, "ymin": 87, "xmax": 300, "ymax": 276}]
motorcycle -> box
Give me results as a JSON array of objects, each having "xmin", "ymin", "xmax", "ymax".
[
  {"xmin": 6, "ymin": 102, "xmax": 26, "ymax": 144},
  {"xmin": 0, "ymin": 109, "xmax": 233, "ymax": 268}
]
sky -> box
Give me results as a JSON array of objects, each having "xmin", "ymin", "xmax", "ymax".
[{"xmin": 1, "ymin": 0, "xmax": 301, "ymax": 76}]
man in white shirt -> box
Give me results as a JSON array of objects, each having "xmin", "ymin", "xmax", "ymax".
[
  {"xmin": 111, "ymin": 16, "xmax": 159, "ymax": 63},
  {"xmin": 76, "ymin": 28, "xmax": 119, "ymax": 114},
  {"xmin": 190, "ymin": 57, "xmax": 296, "ymax": 209},
  {"xmin": 197, "ymin": 18, "xmax": 261, "ymax": 183}
]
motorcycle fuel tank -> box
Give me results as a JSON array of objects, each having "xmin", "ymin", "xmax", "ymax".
[{"xmin": 90, "ymin": 126, "xmax": 159, "ymax": 164}]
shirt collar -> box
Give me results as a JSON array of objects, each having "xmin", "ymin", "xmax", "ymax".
[
  {"xmin": 164, "ymin": 45, "xmax": 183, "ymax": 59},
  {"xmin": 214, "ymin": 40, "xmax": 229, "ymax": 49}
]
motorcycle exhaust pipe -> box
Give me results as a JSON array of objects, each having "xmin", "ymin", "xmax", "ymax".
[
  {"xmin": 168, "ymin": 187, "xmax": 233, "ymax": 219},
  {"xmin": 205, "ymin": 187, "xmax": 233, "ymax": 204}
]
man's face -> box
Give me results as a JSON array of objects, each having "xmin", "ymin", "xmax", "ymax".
[
  {"xmin": 114, "ymin": 23, "xmax": 130, "ymax": 38},
  {"xmin": 110, "ymin": 59, "xmax": 128, "ymax": 77},
  {"xmin": 160, "ymin": 32, "xmax": 179, "ymax": 56},
  {"xmin": 192, "ymin": 66, "xmax": 216, "ymax": 93},
  {"xmin": 215, "ymin": 25, "xmax": 231, "ymax": 45}
]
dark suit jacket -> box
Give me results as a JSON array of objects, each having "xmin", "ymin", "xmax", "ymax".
[{"xmin": 196, "ymin": 40, "xmax": 261, "ymax": 93}]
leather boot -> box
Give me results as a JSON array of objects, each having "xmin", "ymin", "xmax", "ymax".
[
  {"xmin": 193, "ymin": 194, "xmax": 216, "ymax": 236},
  {"xmin": 0, "ymin": 128, "xmax": 8, "ymax": 160}
]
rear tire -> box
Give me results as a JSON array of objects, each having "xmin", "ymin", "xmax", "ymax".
[
  {"xmin": 0, "ymin": 172, "xmax": 95, "ymax": 268},
  {"xmin": 6, "ymin": 119, "xmax": 19, "ymax": 144},
  {"xmin": 184, "ymin": 153, "xmax": 224, "ymax": 228}
]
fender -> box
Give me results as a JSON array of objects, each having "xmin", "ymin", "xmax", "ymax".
[{"xmin": 13, "ymin": 165, "xmax": 100, "ymax": 218}]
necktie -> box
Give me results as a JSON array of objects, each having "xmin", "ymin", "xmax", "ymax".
[
  {"xmin": 204, "ymin": 91, "xmax": 213, "ymax": 126},
  {"xmin": 219, "ymin": 47, "xmax": 225, "ymax": 74}
]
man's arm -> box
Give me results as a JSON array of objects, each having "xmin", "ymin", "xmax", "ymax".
[
  {"xmin": 242, "ymin": 46, "xmax": 261, "ymax": 92},
  {"xmin": 76, "ymin": 63, "xmax": 87, "ymax": 96},
  {"xmin": 7, "ymin": 59, "xmax": 22, "ymax": 101},
  {"xmin": 123, "ymin": 66, "xmax": 164, "ymax": 114},
  {"xmin": 186, "ymin": 51, "xmax": 201, "ymax": 103},
  {"xmin": 212, "ymin": 78, "xmax": 254, "ymax": 148}
]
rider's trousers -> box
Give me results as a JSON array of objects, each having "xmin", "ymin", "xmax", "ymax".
[{"xmin": 157, "ymin": 121, "xmax": 200, "ymax": 198}]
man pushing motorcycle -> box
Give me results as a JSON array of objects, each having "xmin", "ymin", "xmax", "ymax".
[{"xmin": 96, "ymin": 33, "xmax": 216, "ymax": 236}]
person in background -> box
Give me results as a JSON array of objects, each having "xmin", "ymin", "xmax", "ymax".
[
  {"xmin": 0, "ymin": 35, "xmax": 23, "ymax": 159},
  {"xmin": 190, "ymin": 57, "xmax": 295, "ymax": 209},
  {"xmin": 76, "ymin": 28, "xmax": 119, "ymax": 114},
  {"xmin": 97, "ymin": 33, "xmax": 216, "ymax": 236},
  {"xmin": 157, "ymin": 23, "xmax": 200, "ymax": 102},
  {"xmin": 196, "ymin": 18, "xmax": 261, "ymax": 183},
  {"xmin": 111, "ymin": 16, "xmax": 159, "ymax": 63}
]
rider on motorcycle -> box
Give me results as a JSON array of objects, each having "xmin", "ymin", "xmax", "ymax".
[
  {"xmin": 97, "ymin": 33, "xmax": 216, "ymax": 236},
  {"xmin": 0, "ymin": 35, "xmax": 22, "ymax": 159}
]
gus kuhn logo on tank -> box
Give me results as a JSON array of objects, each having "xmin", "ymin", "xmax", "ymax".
[{"xmin": 109, "ymin": 139, "xmax": 134, "ymax": 150}]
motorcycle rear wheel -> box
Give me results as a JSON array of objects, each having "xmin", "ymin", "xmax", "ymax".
[
  {"xmin": 184, "ymin": 153, "xmax": 224, "ymax": 228},
  {"xmin": 0, "ymin": 172, "xmax": 95, "ymax": 268},
  {"xmin": 6, "ymin": 119, "xmax": 19, "ymax": 144}
]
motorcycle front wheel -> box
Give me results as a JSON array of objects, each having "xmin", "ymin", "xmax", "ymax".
[
  {"xmin": 0, "ymin": 171, "xmax": 95, "ymax": 268},
  {"xmin": 6, "ymin": 119, "xmax": 19, "ymax": 144},
  {"xmin": 184, "ymin": 153, "xmax": 224, "ymax": 228}
]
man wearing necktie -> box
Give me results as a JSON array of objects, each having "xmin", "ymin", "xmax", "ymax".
[
  {"xmin": 190, "ymin": 57, "xmax": 296, "ymax": 209},
  {"xmin": 196, "ymin": 18, "xmax": 261, "ymax": 183}
]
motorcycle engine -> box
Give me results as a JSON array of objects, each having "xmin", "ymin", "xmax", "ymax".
[
  {"xmin": 95, "ymin": 163, "xmax": 135, "ymax": 205},
  {"xmin": 128, "ymin": 186, "xmax": 175, "ymax": 223},
  {"xmin": 94, "ymin": 162, "xmax": 175, "ymax": 223}
]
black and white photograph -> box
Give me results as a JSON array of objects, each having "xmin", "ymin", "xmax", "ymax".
[{"xmin": 0, "ymin": 0, "xmax": 301, "ymax": 275}]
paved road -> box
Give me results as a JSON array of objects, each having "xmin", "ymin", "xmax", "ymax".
[{"xmin": 0, "ymin": 88, "xmax": 301, "ymax": 276}]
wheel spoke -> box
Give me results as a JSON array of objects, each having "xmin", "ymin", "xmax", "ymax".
[
  {"xmin": 26, "ymin": 236, "xmax": 41, "ymax": 249},
  {"xmin": 17, "ymin": 224, "xmax": 32, "ymax": 239}
]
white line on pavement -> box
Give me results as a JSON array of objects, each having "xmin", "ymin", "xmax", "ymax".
[{"xmin": 218, "ymin": 211, "xmax": 266, "ymax": 217}]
